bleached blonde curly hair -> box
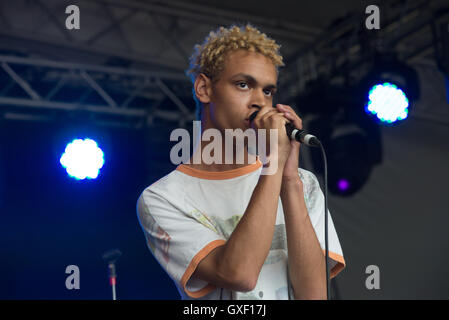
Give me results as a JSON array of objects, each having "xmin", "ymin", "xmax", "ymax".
[{"xmin": 186, "ymin": 24, "xmax": 284, "ymax": 120}]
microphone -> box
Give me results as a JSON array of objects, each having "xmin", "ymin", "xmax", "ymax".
[{"xmin": 249, "ymin": 110, "xmax": 321, "ymax": 147}]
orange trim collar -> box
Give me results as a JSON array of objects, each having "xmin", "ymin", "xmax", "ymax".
[{"xmin": 176, "ymin": 158, "xmax": 262, "ymax": 180}]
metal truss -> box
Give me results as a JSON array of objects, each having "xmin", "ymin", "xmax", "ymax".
[
  {"xmin": 0, "ymin": 0, "xmax": 448, "ymax": 128},
  {"xmin": 0, "ymin": 54, "xmax": 194, "ymax": 128},
  {"xmin": 0, "ymin": 0, "xmax": 321, "ymax": 128},
  {"xmin": 276, "ymin": 0, "xmax": 449, "ymax": 127},
  {"xmin": 281, "ymin": 0, "xmax": 449, "ymax": 100}
]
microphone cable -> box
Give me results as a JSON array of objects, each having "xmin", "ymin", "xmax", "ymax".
[{"xmin": 317, "ymin": 141, "xmax": 331, "ymax": 300}]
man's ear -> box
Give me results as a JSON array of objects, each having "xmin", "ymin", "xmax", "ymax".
[{"xmin": 194, "ymin": 73, "xmax": 212, "ymax": 104}]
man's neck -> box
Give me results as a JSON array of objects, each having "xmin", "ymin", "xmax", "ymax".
[
  {"xmin": 184, "ymin": 115, "xmax": 259, "ymax": 172},
  {"xmin": 185, "ymin": 140, "xmax": 257, "ymax": 172}
]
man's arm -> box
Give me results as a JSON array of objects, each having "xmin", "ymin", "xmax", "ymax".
[
  {"xmin": 192, "ymin": 168, "xmax": 284, "ymax": 292},
  {"xmin": 280, "ymin": 175, "xmax": 327, "ymax": 299},
  {"xmin": 192, "ymin": 107, "xmax": 292, "ymax": 292}
]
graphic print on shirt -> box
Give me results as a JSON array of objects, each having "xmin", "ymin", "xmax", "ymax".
[
  {"xmin": 190, "ymin": 210, "xmax": 288, "ymax": 264},
  {"xmin": 187, "ymin": 209, "xmax": 220, "ymax": 233},
  {"xmin": 197, "ymin": 209, "xmax": 290, "ymax": 300},
  {"xmin": 212, "ymin": 214, "xmax": 243, "ymax": 238},
  {"xmin": 186, "ymin": 209, "xmax": 244, "ymax": 239},
  {"xmin": 144, "ymin": 212, "xmax": 171, "ymax": 266}
]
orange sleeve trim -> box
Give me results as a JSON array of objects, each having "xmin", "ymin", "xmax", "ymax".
[
  {"xmin": 176, "ymin": 158, "xmax": 262, "ymax": 180},
  {"xmin": 180, "ymin": 239, "xmax": 227, "ymax": 298},
  {"xmin": 322, "ymin": 250, "xmax": 346, "ymax": 279}
]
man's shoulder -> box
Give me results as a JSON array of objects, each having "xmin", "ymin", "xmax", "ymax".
[
  {"xmin": 140, "ymin": 169, "xmax": 188, "ymax": 205},
  {"xmin": 139, "ymin": 167, "xmax": 188, "ymax": 199},
  {"xmin": 136, "ymin": 167, "xmax": 190, "ymax": 217}
]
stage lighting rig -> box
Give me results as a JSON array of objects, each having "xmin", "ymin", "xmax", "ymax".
[
  {"xmin": 53, "ymin": 115, "xmax": 110, "ymax": 181},
  {"xmin": 359, "ymin": 53, "xmax": 420, "ymax": 125},
  {"xmin": 60, "ymin": 138, "xmax": 105, "ymax": 180},
  {"xmin": 298, "ymin": 86, "xmax": 382, "ymax": 197}
]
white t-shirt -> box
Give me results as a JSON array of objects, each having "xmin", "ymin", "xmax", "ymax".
[{"xmin": 136, "ymin": 159, "xmax": 346, "ymax": 300}]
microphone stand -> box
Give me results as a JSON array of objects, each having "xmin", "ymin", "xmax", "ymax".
[
  {"xmin": 102, "ymin": 249, "xmax": 122, "ymax": 300},
  {"xmin": 108, "ymin": 262, "xmax": 117, "ymax": 300}
]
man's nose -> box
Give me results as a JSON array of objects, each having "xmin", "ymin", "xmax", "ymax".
[
  {"xmin": 250, "ymin": 104, "xmax": 261, "ymax": 111},
  {"xmin": 249, "ymin": 90, "xmax": 268, "ymax": 109}
]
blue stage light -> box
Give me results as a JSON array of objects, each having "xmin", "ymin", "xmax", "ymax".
[
  {"xmin": 365, "ymin": 82, "xmax": 409, "ymax": 124},
  {"xmin": 60, "ymin": 138, "xmax": 105, "ymax": 180}
]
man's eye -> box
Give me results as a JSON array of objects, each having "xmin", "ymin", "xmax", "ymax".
[
  {"xmin": 236, "ymin": 82, "xmax": 248, "ymax": 89},
  {"xmin": 264, "ymin": 89, "xmax": 274, "ymax": 96}
]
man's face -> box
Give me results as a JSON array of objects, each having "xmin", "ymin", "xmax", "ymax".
[{"xmin": 204, "ymin": 49, "xmax": 278, "ymax": 133}]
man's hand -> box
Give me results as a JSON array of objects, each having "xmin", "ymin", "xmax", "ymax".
[
  {"xmin": 250, "ymin": 105, "xmax": 291, "ymax": 168},
  {"xmin": 276, "ymin": 104, "xmax": 303, "ymax": 181}
]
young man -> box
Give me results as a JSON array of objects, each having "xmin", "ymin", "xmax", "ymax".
[{"xmin": 137, "ymin": 24, "xmax": 345, "ymax": 300}]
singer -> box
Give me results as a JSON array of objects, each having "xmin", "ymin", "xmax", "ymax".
[{"xmin": 137, "ymin": 24, "xmax": 345, "ymax": 300}]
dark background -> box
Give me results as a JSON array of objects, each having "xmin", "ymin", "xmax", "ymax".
[{"xmin": 0, "ymin": 120, "xmax": 179, "ymax": 299}]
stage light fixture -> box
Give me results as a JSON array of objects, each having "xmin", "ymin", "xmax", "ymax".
[
  {"xmin": 326, "ymin": 125, "xmax": 375, "ymax": 196},
  {"xmin": 306, "ymin": 99, "xmax": 382, "ymax": 197},
  {"xmin": 53, "ymin": 114, "xmax": 111, "ymax": 181},
  {"xmin": 337, "ymin": 179, "xmax": 350, "ymax": 192},
  {"xmin": 360, "ymin": 54, "xmax": 420, "ymax": 125},
  {"xmin": 365, "ymin": 82, "xmax": 409, "ymax": 124},
  {"xmin": 60, "ymin": 138, "xmax": 105, "ymax": 180}
]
